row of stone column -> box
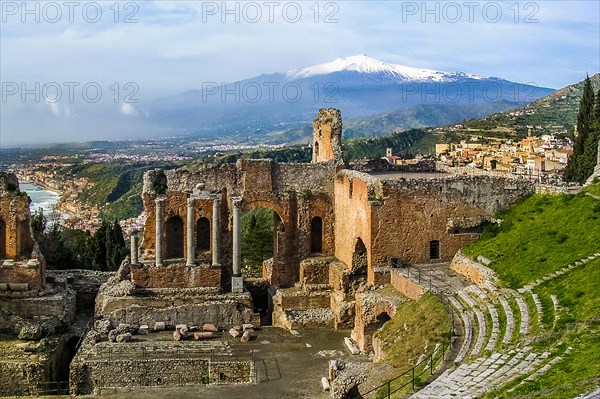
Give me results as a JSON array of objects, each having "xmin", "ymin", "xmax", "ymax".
[
  {"xmin": 153, "ymin": 197, "xmax": 224, "ymax": 268},
  {"xmin": 129, "ymin": 195, "xmax": 243, "ymax": 293}
]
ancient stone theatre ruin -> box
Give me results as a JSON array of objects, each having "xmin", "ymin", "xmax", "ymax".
[{"xmin": 98, "ymin": 108, "xmax": 533, "ymax": 336}]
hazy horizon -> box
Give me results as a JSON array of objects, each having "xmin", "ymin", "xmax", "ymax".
[{"xmin": 1, "ymin": 0, "xmax": 599, "ymax": 146}]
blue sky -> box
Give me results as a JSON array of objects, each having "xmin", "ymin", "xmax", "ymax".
[
  {"xmin": 1, "ymin": 0, "xmax": 599, "ymax": 144},
  {"xmin": 2, "ymin": 1, "xmax": 599, "ymax": 96}
]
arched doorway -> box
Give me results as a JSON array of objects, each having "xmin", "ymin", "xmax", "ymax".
[
  {"xmin": 166, "ymin": 216, "xmax": 184, "ymax": 259},
  {"xmin": 352, "ymin": 238, "xmax": 367, "ymax": 271},
  {"xmin": 364, "ymin": 311, "xmax": 392, "ymax": 351},
  {"xmin": 0, "ymin": 219, "xmax": 5, "ymax": 259},
  {"xmin": 310, "ymin": 217, "xmax": 323, "ymax": 254},
  {"xmin": 196, "ymin": 217, "xmax": 210, "ymax": 251},
  {"xmin": 350, "ymin": 238, "xmax": 368, "ymax": 293}
]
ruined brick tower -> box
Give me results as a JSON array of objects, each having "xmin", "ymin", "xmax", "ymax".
[
  {"xmin": 312, "ymin": 108, "xmax": 343, "ymax": 164},
  {"xmin": 0, "ymin": 172, "xmax": 45, "ymax": 291}
]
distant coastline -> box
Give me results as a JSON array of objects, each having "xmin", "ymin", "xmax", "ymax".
[{"xmin": 19, "ymin": 182, "xmax": 62, "ymax": 217}]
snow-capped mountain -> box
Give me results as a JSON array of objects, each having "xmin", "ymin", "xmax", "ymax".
[
  {"xmin": 286, "ymin": 54, "xmax": 484, "ymax": 82},
  {"xmin": 145, "ymin": 55, "xmax": 554, "ymax": 140}
]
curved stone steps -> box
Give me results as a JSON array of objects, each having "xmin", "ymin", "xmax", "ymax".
[
  {"xmin": 518, "ymin": 253, "xmax": 600, "ymax": 293},
  {"xmin": 479, "ymin": 283, "xmax": 517, "ymax": 347},
  {"xmin": 464, "ymin": 286, "xmax": 500, "ymax": 353},
  {"xmin": 483, "ymin": 302, "xmax": 499, "ymax": 352},
  {"xmin": 497, "ymin": 295, "xmax": 515, "ymax": 345},
  {"xmin": 457, "ymin": 290, "xmax": 487, "ymax": 357},
  {"xmin": 550, "ymin": 294, "xmax": 561, "ymax": 326},
  {"xmin": 448, "ymin": 295, "xmax": 474, "ymax": 364},
  {"xmin": 511, "ymin": 291, "xmax": 530, "ymax": 335},
  {"xmin": 410, "ymin": 347, "xmax": 551, "ymax": 399},
  {"xmin": 530, "ymin": 292, "xmax": 544, "ymax": 327}
]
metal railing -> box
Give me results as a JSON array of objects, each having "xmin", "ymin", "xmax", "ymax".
[
  {"xmin": 394, "ymin": 264, "xmax": 454, "ymax": 294},
  {"xmin": 347, "ymin": 283, "xmax": 457, "ymax": 399},
  {"xmin": 347, "ymin": 337, "xmax": 452, "ymax": 399}
]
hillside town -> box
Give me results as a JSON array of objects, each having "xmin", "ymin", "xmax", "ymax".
[{"xmin": 432, "ymin": 130, "xmax": 573, "ymax": 180}]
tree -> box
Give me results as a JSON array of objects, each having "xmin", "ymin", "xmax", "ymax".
[
  {"xmin": 564, "ymin": 76, "xmax": 597, "ymax": 183},
  {"xmin": 241, "ymin": 208, "xmax": 274, "ymax": 271},
  {"xmin": 106, "ymin": 220, "xmax": 127, "ymax": 271},
  {"xmin": 91, "ymin": 221, "xmax": 108, "ymax": 271}
]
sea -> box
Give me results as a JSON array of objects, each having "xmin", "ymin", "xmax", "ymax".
[{"xmin": 19, "ymin": 182, "xmax": 61, "ymax": 216}]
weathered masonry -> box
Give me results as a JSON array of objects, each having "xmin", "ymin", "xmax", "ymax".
[
  {"xmin": 0, "ymin": 172, "xmax": 44, "ymax": 291},
  {"xmin": 0, "ymin": 173, "xmax": 81, "ymax": 397},
  {"xmin": 98, "ymin": 108, "xmax": 534, "ymax": 331}
]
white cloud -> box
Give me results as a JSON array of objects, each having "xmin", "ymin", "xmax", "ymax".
[{"xmin": 119, "ymin": 103, "xmax": 139, "ymax": 117}]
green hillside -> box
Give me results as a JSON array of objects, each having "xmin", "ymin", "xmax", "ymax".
[
  {"xmin": 464, "ymin": 181, "xmax": 600, "ymax": 398},
  {"xmin": 261, "ymin": 101, "xmax": 526, "ymax": 145},
  {"xmin": 342, "ymin": 101, "xmax": 523, "ymax": 140},
  {"xmin": 66, "ymin": 161, "xmax": 185, "ymax": 220},
  {"xmin": 458, "ymin": 73, "xmax": 600, "ymax": 138}
]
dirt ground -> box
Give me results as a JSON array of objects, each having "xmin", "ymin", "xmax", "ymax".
[{"xmin": 22, "ymin": 326, "xmax": 370, "ymax": 399}]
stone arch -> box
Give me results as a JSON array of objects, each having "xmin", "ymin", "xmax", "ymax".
[
  {"xmin": 349, "ymin": 237, "xmax": 368, "ymax": 294},
  {"xmin": 242, "ymin": 200, "xmax": 286, "ymax": 222},
  {"xmin": 310, "ymin": 216, "xmax": 323, "ymax": 254},
  {"xmin": 364, "ymin": 311, "xmax": 392, "ymax": 350},
  {"xmin": 0, "ymin": 218, "xmax": 5, "ymax": 259},
  {"xmin": 352, "ymin": 238, "xmax": 367, "ymax": 272},
  {"xmin": 166, "ymin": 216, "xmax": 184, "ymax": 259},
  {"xmin": 314, "ymin": 141, "xmax": 320, "ymax": 158},
  {"xmin": 196, "ymin": 217, "xmax": 210, "ymax": 251},
  {"xmin": 241, "ymin": 199, "xmax": 292, "ymax": 285}
]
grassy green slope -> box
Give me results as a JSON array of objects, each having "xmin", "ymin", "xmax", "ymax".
[
  {"xmin": 464, "ymin": 190, "xmax": 600, "ymax": 289},
  {"xmin": 464, "ymin": 182, "xmax": 600, "ymax": 398},
  {"xmin": 461, "ymin": 73, "xmax": 600, "ymax": 137},
  {"xmin": 67, "ymin": 161, "xmax": 185, "ymax": 220}
]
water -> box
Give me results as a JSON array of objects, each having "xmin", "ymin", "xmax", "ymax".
[{"xmin": 19, "ymin": 183, "xmax": 61, "ymax": 216}]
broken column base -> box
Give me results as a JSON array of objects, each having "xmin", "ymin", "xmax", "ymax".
[{"xmin": 231, "ymin": 277, "xmax": 244, "ymax": 293}]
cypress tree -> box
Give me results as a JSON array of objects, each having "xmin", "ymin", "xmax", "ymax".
[
  {"xmin": 565, "ymin": 75, "xmax": 596, "ymax": 183},
  {"xmin": 92, "ymin": 221, "xmax": 108, "ymax": 271},
  {"xmin": 106, "ymin": 220, "xmax": 127, "ymax": 271}
]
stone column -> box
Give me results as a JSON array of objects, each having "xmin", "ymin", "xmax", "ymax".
[
  {"xmin": 186, "ymin": 197, "xmax": 195, "ymax": 266},
  {"xmin": 231, "ymin": 197, "xmax": 243, "ymax": 292},
  {"xmin": 155, "ymin": 198, "xmax": 164, "ymax": 267},
  {"xmin": 212, "ymin": 197, "xmax": 220, "ymax": 266},
  {"xmin": 130, "ymin": 234, "xmax": 138, "ymax": 265}
]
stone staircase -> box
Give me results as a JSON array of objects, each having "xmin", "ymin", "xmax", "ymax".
[{"xmin": 393, "ymin": 255, "xmax": 600, "ymax": 399}]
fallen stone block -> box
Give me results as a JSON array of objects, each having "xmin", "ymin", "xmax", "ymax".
[
  {"xmin": 0, "ymin": 283, "xmax": 8, "ymax": 291},
  {"xmin": 321, "ymin": 377, "xmax": 330, "ymax": 391},
  {"xmin": 116, "ymin": 333, "xmax": 132, "ymax": 343},
  {"xmin": 138, "ymin": 325, "xmax": 149, "ymax": 334},
  {"xmin": 194, "ymin": 332, "xmax": 214, "ymax": 340},
  {"xmin": 18, "ymin": 323, "xmax": 43, "ymax": 341},
  {"xmin": 189, "ymin": 325, "xmax": 199, "ymax": 332},
  {"xmin": 229, "ymin": 328, "xmax": 240, "ymax": 338},
  {"xmin": 173, "ymin": 330, "xmax": 184, "ymax": 341},
  {"xmin": 242, "ymin": 323, "xmax": 254, "ymax": 331},
  {"xmin": 87, "ymin": 331, "xmax": 101, "ymax": 344},
  {"xmin": 9, "ymin": 283, "xmax": 29, "ymax": 291},
  {"xmin": 344, "ymin": 337, "xmax": 360, "ymax": 355},
  {"xmin": 203, "ymin": 323, "xmax": 218, "ymax": 332},
  {"xmin": 94, "ymin": 319, "xmax": 112, "ymax": 334},
  {"xmin": 153, "ymin": 321, "xmax": 166, "ymax": 331},
  {"xmin": 241, "ymin": 330, "xmax": 251, "ymax": 343},
  {"xmin": 176, "ymin": 324, "xmax": 189, "ymax": 338}
]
